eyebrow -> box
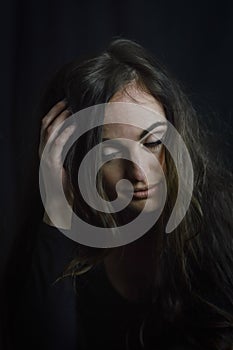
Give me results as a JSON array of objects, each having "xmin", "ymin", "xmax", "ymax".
[
  {"xmin": 139, "ymin": 121, "xmax": 167, "ymax": 141},
  {"xmin": 102, "ymin": 122, "xmax": 167, "ymax": 143}
]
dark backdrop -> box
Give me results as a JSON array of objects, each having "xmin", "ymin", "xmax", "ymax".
[{"xmin": 1, "ymin": 1, "xmax": 233, "ymax": 349}]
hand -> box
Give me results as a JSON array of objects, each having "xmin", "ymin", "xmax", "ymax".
[{"xmin": 39, "ymin": 100, "xmax": 75, "ymax": 229}]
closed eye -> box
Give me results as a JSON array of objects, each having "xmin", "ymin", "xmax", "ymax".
[{"xmin": 144, "ymin": 139, "xmax": 162, "ymax": 151}]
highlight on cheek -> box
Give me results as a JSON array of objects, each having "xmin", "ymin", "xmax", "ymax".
[{"xmin": 101, "ymin": 145, "xmax": 123, "ymax": 162}]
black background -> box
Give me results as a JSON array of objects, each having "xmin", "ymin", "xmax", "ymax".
[{"xmin": 1, "ymin": 1, "xmax": 233, "ymax": 348}]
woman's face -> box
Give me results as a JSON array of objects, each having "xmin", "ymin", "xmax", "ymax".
[{"xmin": 101, "ymin": 84, "xmax": 167, "ymax": 214}]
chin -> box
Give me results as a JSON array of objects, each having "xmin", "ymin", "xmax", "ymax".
[{"xmin": 129, "ymin": 199, "xmax": 162, "ymax": 213}]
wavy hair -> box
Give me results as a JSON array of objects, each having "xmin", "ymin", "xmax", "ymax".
[{"xmin": 38, "ymin": 38, "xmax": 233, "ymax": 349}]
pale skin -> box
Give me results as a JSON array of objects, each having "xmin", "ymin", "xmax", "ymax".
[{"xmin": 39, "ymin": 84, "xmax": 167, "ymax": 302}]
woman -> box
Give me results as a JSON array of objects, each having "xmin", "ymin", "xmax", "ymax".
[{"xmin": 13, "ymin": 39, "xmax": 233, "ymax": 349}]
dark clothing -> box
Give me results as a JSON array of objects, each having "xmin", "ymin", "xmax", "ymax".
[
  {"xmin": 13, "ymin": 222, "xmax": 152, "ymax": 350},
  {"xmin": 12, "ymin": 222, "xmax": 232, "ymax": 350}
]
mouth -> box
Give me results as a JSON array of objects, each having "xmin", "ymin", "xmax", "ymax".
[{"xmin": 125, "ymin": 183, "xmax": 160, "ymax": 200}]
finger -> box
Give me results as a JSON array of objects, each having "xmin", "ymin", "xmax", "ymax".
[
  {"xmin": 41, "ymin": 109, "xmax": 71, "ymax": 141},
  {"xmin": 48, "ymin": 125, "xmax": 76, "ymax": 164},
  {"xmin": 39, "ymin": 112, "xmax": 66, "ymax": 159},
  {"xmin": 41, "ymin": 100, "xmax": 67, "ymax": 130},
  {"xmin": 39, "ymin": 120, "xmax": 75, "ymax": 161}
]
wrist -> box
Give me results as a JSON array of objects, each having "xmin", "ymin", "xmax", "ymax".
[{"xmin": 43, "ymin": 202, "xmax": 73, "ymax": 229}]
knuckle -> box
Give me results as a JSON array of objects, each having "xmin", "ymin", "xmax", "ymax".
[
  {"xmin": 47, "ymin": 125, "xmax": 53, "ymax": 135},
  {"xmin": 41, "ymin": 117, "xmax": 47, "ymax": 125},
  {"xmin": 59, "ymin": 99, "xmax": 66, "ymax": 105}
]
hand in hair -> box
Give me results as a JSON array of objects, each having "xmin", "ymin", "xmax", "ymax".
[{"xmin": 39, "ymin": 100, "xmax": 74, "ymax": 229}]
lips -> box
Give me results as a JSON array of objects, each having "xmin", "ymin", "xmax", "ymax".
[
  {"xmin": 130, "ymin": 183, "xmax": 160, "ymax": 199},
  {"xmin": 133, "ymin": 184, "xmax": 156, "ymax": 192}
]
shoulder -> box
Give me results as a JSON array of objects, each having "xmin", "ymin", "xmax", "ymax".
[
  {"xmin": 14, "ymin": 222, "xmax": 87, "ymax": 349},
  {"xmin": 31, "ymin": 221, "xmax": 79, "ymax": 281}
]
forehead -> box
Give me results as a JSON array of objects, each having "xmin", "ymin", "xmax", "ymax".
[{"xmin": 103, "ymin": 85, "xmax": 166, "ymax": 139}]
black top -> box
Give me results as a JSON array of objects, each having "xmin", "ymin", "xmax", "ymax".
[
  {"xmin": 12, "ymin": 222, "xmax": 233, "ymax": 350},
  {"xmin": 13, "ymin": 222, "xmax": 154, "ymax": 350}
]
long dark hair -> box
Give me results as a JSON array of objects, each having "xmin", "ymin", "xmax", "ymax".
[{"xmin": 38, "ymin": 38, "xmax": 233, "ymax": 349}]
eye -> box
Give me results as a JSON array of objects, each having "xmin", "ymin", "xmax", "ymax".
[{"xmin": 143, "ymin": 139, "xmax": 163, "ymax": 152}]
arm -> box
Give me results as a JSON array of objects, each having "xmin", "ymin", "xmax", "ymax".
[{"xmin": 14, "ymin": 102, "xmax": 85, "ymax": 349}]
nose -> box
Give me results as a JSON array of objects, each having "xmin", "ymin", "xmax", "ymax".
[{"xmin": 125, "ymin": 145, "xmax": 148, "ymax": 183}]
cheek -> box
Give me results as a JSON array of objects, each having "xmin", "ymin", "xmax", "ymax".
[
  {"xmin": 158, "ymin": 147, "xmax": 166, "ymax": 170},
  {"xmin": 102, "ymin": 161, "xmax": 124, "ymax": 190},
  {"xmin": 150, "ymin": 147, "xmax": 166, "ymax": 173}
]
